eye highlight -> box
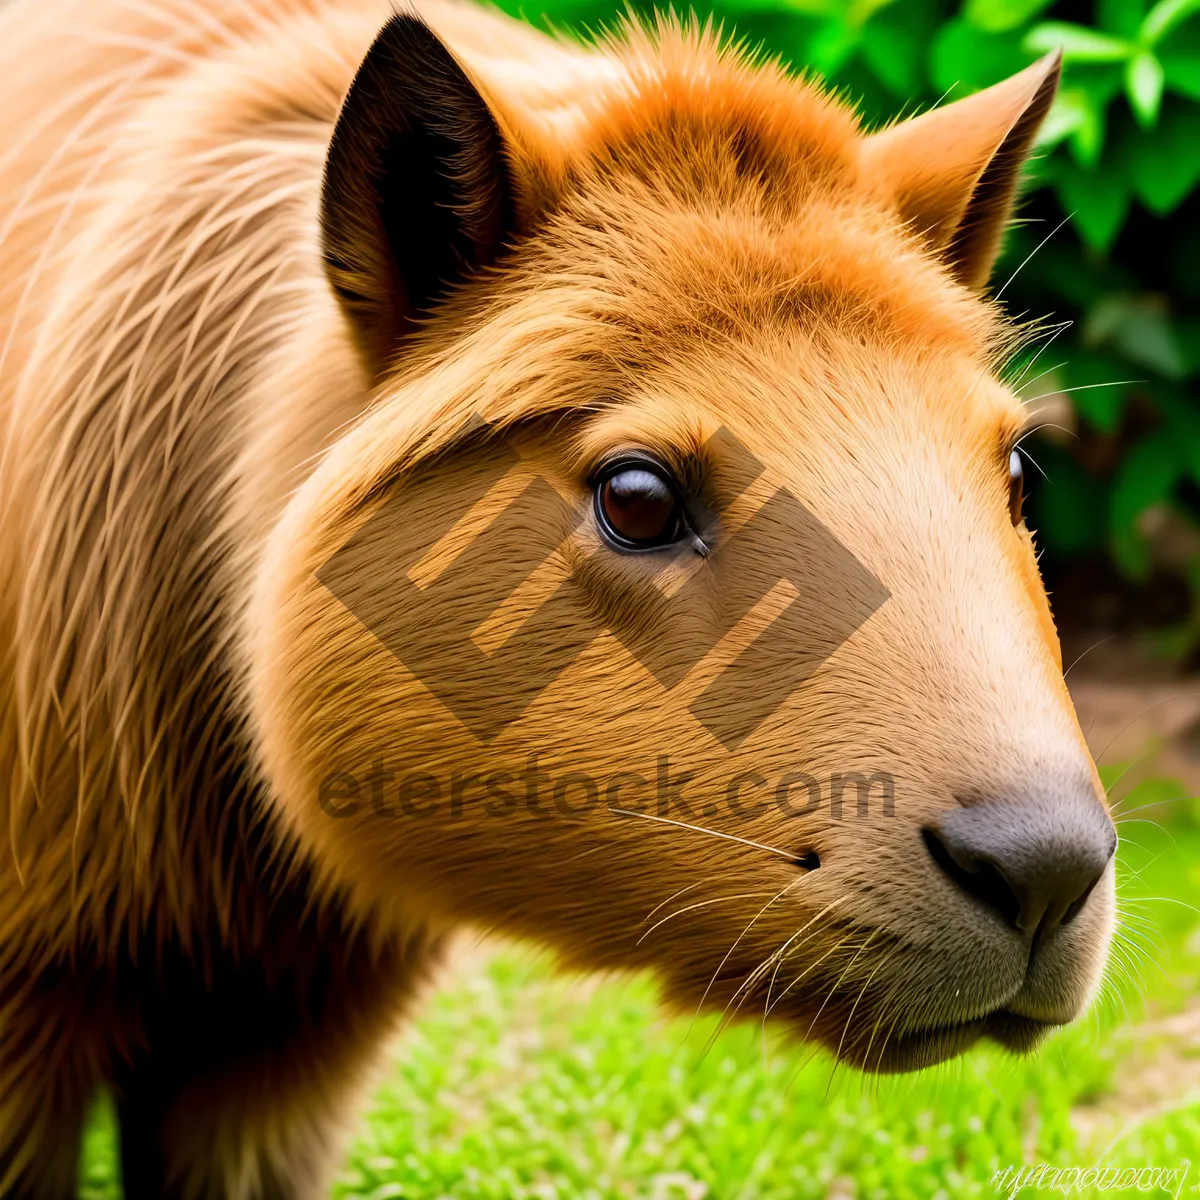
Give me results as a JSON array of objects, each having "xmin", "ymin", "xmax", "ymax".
[
  {"xmin": 594, "ymin": 457, "xmax": 687, "ymax": 550},
  {"xmin": 1008, "ymin": 448, "xmax": 1024, "ymax": 527}
]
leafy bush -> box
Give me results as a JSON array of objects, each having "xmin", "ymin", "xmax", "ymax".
[{"xmin": 500, "ymin": 0, "xmax": 1200, "ymax": 647}]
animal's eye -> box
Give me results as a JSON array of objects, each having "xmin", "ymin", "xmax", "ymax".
[
  {"xmin": 595, "ymin": 459, "xmax": 686, "ymax": 549},
  {"xmin": 1008, "ymin": 448, "xmax": 1024, "ymax": 526}
]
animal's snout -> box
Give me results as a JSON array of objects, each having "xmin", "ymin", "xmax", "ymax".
[{"xmin": 922, "ymin": 788, "xmax": 1116, "ymax": 942}]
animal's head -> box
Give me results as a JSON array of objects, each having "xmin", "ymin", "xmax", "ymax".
[{"xmin": 250, "ymin": 13, "xmax": 1115, "ymax": 1072}]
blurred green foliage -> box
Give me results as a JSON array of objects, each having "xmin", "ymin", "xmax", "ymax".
[{"xmin": 499, "ymin": 0, "xmax": 1200, "ymax": 637}]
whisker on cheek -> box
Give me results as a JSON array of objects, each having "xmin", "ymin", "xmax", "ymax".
[{"xmin": 610, "ymin": 807, "xmax": 803, "ymax": 862}]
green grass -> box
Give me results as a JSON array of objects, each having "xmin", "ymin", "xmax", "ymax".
[{"xmin": 79, "ymin": 819, "xmax": 1200, "ymax": 1200}]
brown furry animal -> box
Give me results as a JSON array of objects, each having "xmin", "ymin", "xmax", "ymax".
[{"xmin": 0, "ymin": 0, "xmax": 1117, "ymax": 1194}]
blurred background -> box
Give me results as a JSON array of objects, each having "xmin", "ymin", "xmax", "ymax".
[{"xmin": 79, "ymin": 0, "xmax": 1200, "ymax": 1195}]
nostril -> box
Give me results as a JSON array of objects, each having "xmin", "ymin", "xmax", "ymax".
[
  {"xmin": 922, "ymin": 827, "xmax": 1022, "ymax": 928},
  {"xmin": 794, "ymin": 849, "xmax": 820, "ymax": 872},
  {"xmin": 923, "ymin": 794, "xmax": 1115, "ymax": 942},
  {"xmin": 1060, "ymin": 875, "xmax": 1101, "ymax": 926}
]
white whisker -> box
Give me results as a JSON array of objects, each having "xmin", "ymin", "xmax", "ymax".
[
  {"xmin": 610, "ymin": 807, "xmax": 800, "ymax": 861},
  {"xmin": 994, "ymin": 213, "xmax": 1073, "ymax": 301}
]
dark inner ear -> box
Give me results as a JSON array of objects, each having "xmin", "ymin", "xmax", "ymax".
[{"xmin": 321, "ymin": 14, "xmax": 518, "ymax": 372}]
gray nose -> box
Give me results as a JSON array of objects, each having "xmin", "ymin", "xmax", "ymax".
[{"xmin": 923, "ymin": 789, "xmax": 1116, "ymax": 940}]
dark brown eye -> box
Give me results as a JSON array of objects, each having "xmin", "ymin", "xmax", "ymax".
[
  {"xmin": 1008, "ymin": 448, "xmax": 1024, "ymax": 526},
  {"xmin": 595, "ymin": 461, "xmax": 685, "ymax": 549}
]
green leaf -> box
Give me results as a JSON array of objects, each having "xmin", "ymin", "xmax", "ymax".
[
  {"xmin": 963, "ymin": 0, "xmax": 1054, "ymax": 34},
  {"xmin": 847, "ymin": 0, "xmax": 899, "ymax": 24},
  {"xmin": 771, "ymin": 0, "xmax": 842, "ymax": 14},
  {"xmin": 1037, "ymin": 88, "xmax": 1088, "ymax": 149},
  {"xmin": 1110, "ymin": 524, "xmax": 1150, "ymax": 576},
  {"xmin": 1109, "ymin": 433, "xmax": 1185, "ymax": 579},
  {"xmin": 1054, "ymin": 159, "xmax": 1132, "ymax": 252},
  {"xmin": 930, "ymin": 18, "xmax": 1027, "ymax": 94},
  {"xmin": 1128, "ymin": 103, "xmax": 1200, "ymax": 213},
  {"xmin": 1111, "ymin": 432, "xmax": 1184, "ymax": 527},
  {"xmin": 1058, "ymin": 351, "xmax": 1137, "ymax": 432},
  {"xmin": 1176, "ymin": 315, "xmax": 1200, "ymax": 371},
  {"xmin": 1060, "ymin": 68, "xmax": 1125, "ymax": 163},
  {"xmin": 1099, "ymin": 0, "xmax": 1147, "ymax": 39},
  {"xmin": 859, "ymin": 0, "xmax": 935, "ymax": 95},
  {"xmin": 1125, "ymin": 50, "xmax": 1165, "ymax": 124},
  {"xmin": 1141, "ymin": 0, "xmax": 1200, "ymax": 45},
  {"xmin": 805, "ymin": 16, "xmax": 861, "ymax": 74},
  {"xmin": 1083, "ymin": 292, "xmax": 1187, "ymax": 378},
  {"xmin": 1162, "ymin": 50, "xmax": 1200, "ymax": 99},
  {"xmin": 1025, "ymin": 443, "xmax": 1107, "ymax": 556},
  {"xmin": 1039, "ymin": 86, "xmax": 1109, "ymax": 165},
  {"xmin": 1151, "ymin": 386, "xmax": 1200, "ymax": 481},
  {"xmin": 1025, "ymin": 22, "xmax": 1134, "ymax": 62}
]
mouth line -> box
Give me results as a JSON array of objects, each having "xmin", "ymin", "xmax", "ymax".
[{"xmin": 861, "ymin": 1009, "xmax": 1058, "ymax": 1073}]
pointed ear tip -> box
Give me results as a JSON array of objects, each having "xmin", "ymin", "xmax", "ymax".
[
  {"xmin": 1025, "ymin": 48, "xmax": 1063, "ymax": 94},
  {"xmin": 375, "ymin": 8, "xmax": 446, "ymax": 57},
  {"xmin": 992, "ymin": 48, "xmax": 1060, "ymax": 116},
  {"xmin": 1035, "ymin": 48, "xmax": 1063, "ymax": 81},
  {"xmin": 381, "ymin": 9, "xmax": 428, "ymax": 35}
]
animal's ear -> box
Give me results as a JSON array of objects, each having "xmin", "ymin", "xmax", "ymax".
[
  {"xmin": 321, "ymin": 14, "xmax": 520, "ymax": 373},
  {"xmin": 864, "ymin": 52, "xmax": 1061, "ymax": 292}
]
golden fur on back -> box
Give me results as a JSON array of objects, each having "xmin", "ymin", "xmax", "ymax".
[{"xmin": 0, "ymin": 1, "xmax": 1113, "ymax": 1195}]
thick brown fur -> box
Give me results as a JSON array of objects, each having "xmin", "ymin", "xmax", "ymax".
[{"xmin": 0, "ymin": 1, "xmax": 1114, "ymax": 1195}]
